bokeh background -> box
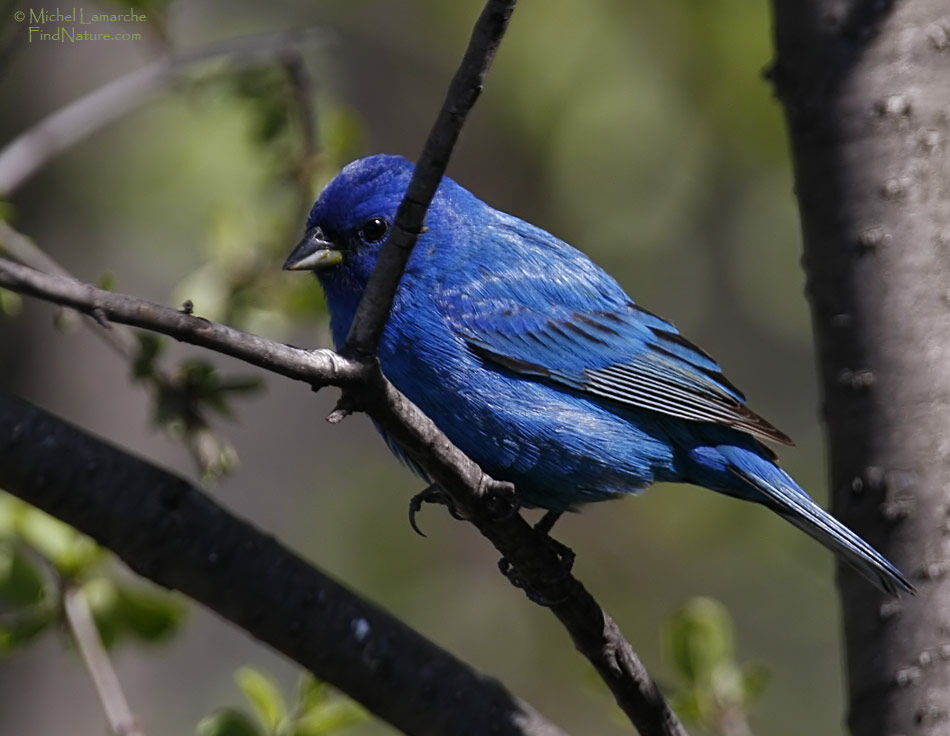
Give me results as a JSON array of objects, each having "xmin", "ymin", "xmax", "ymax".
[{"xmin": 0, "ymin": 1, "xmax": 840, "ymax": 734}]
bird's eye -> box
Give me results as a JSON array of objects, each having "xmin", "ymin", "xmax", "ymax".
[{"xmin": 359, "ymin": 217, "xmax": 388, "ymax": 243}]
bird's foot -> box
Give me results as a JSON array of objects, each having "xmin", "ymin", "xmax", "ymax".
[
  {"xmin": 408, "ymin": 477, "xmax": 517, "ymax": 535},
  {"xmin": 497, "ymin": 511, "xmax": 575, "ymax": 606},
  {"xmin": 408, "ymin": 484, "xmax": 466, "ymax": 536}
]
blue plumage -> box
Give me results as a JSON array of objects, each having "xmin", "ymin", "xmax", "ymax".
[{"xmin": 284, "ymin": 154, "xmax": 913, "ymax": 596}]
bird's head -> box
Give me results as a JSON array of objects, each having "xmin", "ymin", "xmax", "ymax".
[{"xmin": 283, "ymin": 154, "xmax": 416, "ymax": 294}]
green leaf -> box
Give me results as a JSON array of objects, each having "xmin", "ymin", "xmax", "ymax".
[
  {"xmin": 0, "ymin": 288, "xmax": 22, "ymax": 316},
  {"xmin": 0, "ymin": 607, "xmax": 55, "ymax": 654},
  {"xmin": 82, "ymin": 577, "xmax": 121, "ymax": 649},
  {"xmin": 741, "ymin": 662, "xmax": 770, "ymax": 701},
  {"xmin": 666, "ymin": 597, "xmax": 734, "ymax": 687},
  {"xmin": 16, "ymin": 506, "xmax": 101, "ymax": 577},
  {"xmin": 290, "ymin": 674, "xmax": 366, "ymax": 736},
  {"xmin": 236, "ymin": 666, "xmax": 287, "ymax": 732},
  {"xmin": 290, "ymin": 701, "xmax": 366, "ymax": 736},
  {"xmin": 132, "ymin": 332, "xmax": 164, "ymax": 379},
  {"xmin": 669, "ymin": 690, "xmax": 705, "ymax": 726},
  {"xmin": 113, "ymin": 582, "xmax": 186, "ymax": 642},
  {"xmin": 665, "ymin": 597, "xmax": 768, "ymax": 730},
  {"xmin": 0, "ymin": 493, "xmax": 18, "ymax": 537},
  {"xmin": 196, "ymin": 709, "xmax": 263, "ymax": 736},
  {"xmin": 294, "ymin": 673, "xmax": 328, "ymax": 714},
  {"xmin": 0, "ymin": 542, "xmax": 47, "ymax": 605},
  {"xmin": 97, "ymin": 272, "xmax": 117, "ymax": 291}
]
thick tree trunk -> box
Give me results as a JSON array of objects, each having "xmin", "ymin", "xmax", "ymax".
[{"xmin": 770, "ymin": 2, "xmax": 950, "ymax": 734}]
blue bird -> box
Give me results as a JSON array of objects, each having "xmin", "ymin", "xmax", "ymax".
[{"xmin": 284, "ymin": 154, "xmax": 913, "ymax": 596}]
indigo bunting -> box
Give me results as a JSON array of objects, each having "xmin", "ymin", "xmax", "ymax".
[{"xmin": 285, "ymin": 154, "xmax": 912, "ymax": 596}]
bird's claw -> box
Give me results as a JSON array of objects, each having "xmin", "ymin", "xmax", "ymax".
[
  {"xmin": 497, "ymin": 511, "xmax": 575, "ymax": 606},
  {"xmin": 408, "ymin": 484, "xmax": 465, "ymax": 536}
]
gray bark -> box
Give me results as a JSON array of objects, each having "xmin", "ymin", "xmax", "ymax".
[{"xmin": 770, "ymin": 1, "xmax": 950, "ymax": 733}]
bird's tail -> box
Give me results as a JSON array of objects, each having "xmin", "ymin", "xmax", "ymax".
[{"xmin": 707, "ymin": 445, "xmax": 915, "ymax": 596}]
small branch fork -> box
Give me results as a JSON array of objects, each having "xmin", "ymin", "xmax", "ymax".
[{"xmin": 0, "ymin": 1, "xmax": 688, "ymax": 734}]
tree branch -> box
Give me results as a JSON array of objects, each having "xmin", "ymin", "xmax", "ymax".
[
  {"xmin": 0, "ymin": 392, "xmax": 564, "ymax": 736},
  {"xmin": 0, "ymin": 256, "xmax": 686, "ymax": 736},
  {"xmin": 0, "ymin": 257, "xmax": 362, "ymax": 386},
  {"xmin": 770, "ymin": 1, "xmax": 950, "ymax": 733}
]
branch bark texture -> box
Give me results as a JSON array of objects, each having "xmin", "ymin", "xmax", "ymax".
[
  {"xmin": 770, "ymin": 2, "xmax": 950, "ymax": 733},
  {"xmin": 0, "ymin": 392, "xmax": 565, "ymax": 736}
]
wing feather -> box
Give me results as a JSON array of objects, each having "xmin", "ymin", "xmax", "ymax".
[
  {"xmin": 436, "ymin": 220, "xmax": 791, "ymax": 447},
  {"xmin": 444, "ymin": 295, "xmax": 790, "ymax": 447}
]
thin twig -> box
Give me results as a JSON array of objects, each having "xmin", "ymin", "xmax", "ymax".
[
  {"xmin": 63, "ymin": 586, "xmax": 145, "ymax": 736},
  {"xmin": 282, "ymin": 55, "xmax": 320, "ymax": 191},
  {"xmin": 0, "ymin": 28, "xmax": 327, "ymax": 195},
  {"xmin": 341, "ymin": 0, "xmax": 517, "ymax": 357},
  {"xmin": 0, "ymin": 258, "xmax": 361, "ymax": 387},
  {"xmin": 0, "ymin": 220, "xmax": 138, "ymax": 357}
]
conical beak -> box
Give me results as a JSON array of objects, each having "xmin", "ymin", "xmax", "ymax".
[{"xmin": 282, "ymin": 226, "xmax": 343, "ymax": 271}]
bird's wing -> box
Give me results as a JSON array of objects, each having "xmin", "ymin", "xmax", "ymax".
[{"xmin": 437, "ymin": 236, "xmax": 791, "ymax": 447}]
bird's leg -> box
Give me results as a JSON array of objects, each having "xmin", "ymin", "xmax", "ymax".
[
  {"xmin": 497, "ymin": 510, "xmax": 575, "ymax": 606},
  {"xmin": 408, "ymin": 483, "xmax": 466, "ymax": 537},
  {"xmin": 531, "ymin": 510, "xmax": 576, "ymax": 577},
  {"xmin": 543, "ymin": 513, "xmax": 575, "ymax": 570},
  {"xmin": 534, "ymin": 509, "xmax": 563, "ymax": 537}
]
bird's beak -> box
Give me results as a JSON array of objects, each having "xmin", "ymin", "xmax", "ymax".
[{"xmin": 282, "ymin": 226, "xmax": 343, "ymax": 271}]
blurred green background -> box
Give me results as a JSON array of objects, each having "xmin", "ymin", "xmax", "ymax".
[{"xmin": 0, "ymin": 0, "xmax": 843, "ymax": 734}]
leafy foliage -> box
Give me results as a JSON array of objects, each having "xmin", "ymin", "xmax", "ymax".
[
  {"xmin": 0, "ymin": 287, "xmax": 20, "ymax": 315},
  {"xmin": 665, "ymin": 597, "xmax": 768, "ymax": 734},
  {"xmin": 196, "ymin": 668, "xmax": 366, "ymax": 736},
  {"xmin": 0, "ymin": 493, "xmax": 185, "ymax": 653},
  {"xmin": 132, "ymin": 332, "xmax": 261, "ymax": 479}
]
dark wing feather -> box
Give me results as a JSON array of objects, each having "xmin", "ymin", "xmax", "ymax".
[{"xmin": 440, "ymin": 280, "xmax": 791, "ymax": 447}]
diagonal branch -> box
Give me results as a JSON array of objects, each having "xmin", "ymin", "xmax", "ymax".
[
  {"xmin": 0, "ymin": 257, "xmax": 362, "ymax": 387},
  {"xmin": 0, "ymin": 392, "xmax": 565, "ymax": 736},
  {"xmin": 0, "ymin": 256, "xmax": 688, "ymax": 736}
]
